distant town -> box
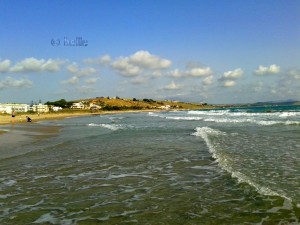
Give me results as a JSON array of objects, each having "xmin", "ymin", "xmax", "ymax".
[{"xmin": 0, "ymin": 97, "xmax": 210, "ymax": 115}]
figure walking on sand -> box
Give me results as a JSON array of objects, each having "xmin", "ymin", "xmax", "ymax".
[{"xmin": 11, "ymin": 110, "xmax": 16, "ymax": 123}]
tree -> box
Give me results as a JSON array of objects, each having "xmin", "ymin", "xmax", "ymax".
[{"xmin": 45, "ymin": 99, "xmax": 70, "ymax": 108}]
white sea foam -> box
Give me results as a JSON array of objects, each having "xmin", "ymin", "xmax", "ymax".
[
  {"xmin": 107, "ymin": 173, "xmax": 153, "ymax": 180},
  {"xmin": 33, "ymin": 213, "xmax": 75, "ymax": 225},
  {"xmin": 3, "ymin": 179, "xmax": 17, "ymax": 187},
  {"xmin": 148, "ymin": 112, "xmax": 161, "ymax": 117},
  {"xmin": 203, "ymin": 118, "xmax": 253, "ymax": 123},
  {"xmin": 202, "ymin": 118, "xmax": 299, "ymax": 126},
  {"xmin": 278, "ymin": 111, "xmax": 300, "ymax": 117},
  {"xmin": 88, "ymin": 123, "xmax": 123, "ymax": 131},
  {"xmin": 165, "ymin": 116, "xmax": 203, "ymax": 121},
  {"xmin": 192, "ymin": 126, "xmax": 291, "ymax": 200},
  {"xmin": 188, "ymin": 109, "xmax": 300, "ymax": 118},
  {"xmin": 188, "ymin": 110, "xmax": 230, "ymax": 116},
  {"xmin": 0, "ymin": 194, "xmax": 11, "ymax": 199},
  {"xmin": 284, "ymin": 120, "xmax": 300, "ymax": 125}
]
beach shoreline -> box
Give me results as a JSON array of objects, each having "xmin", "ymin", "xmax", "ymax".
[
  {"xmin": 0, "ymin": 108, "xmax": 205, "ymax": 127},
  {"xmin": 0, "ymin": 109, "xmax": 156, "ymax": 126}
]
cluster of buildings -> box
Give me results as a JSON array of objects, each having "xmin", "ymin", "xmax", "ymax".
[
  {"xmin": 0, "ymin": 101, "xmax": 100, "ymax": 114},
  {"xmin": 70, "ymin": 102, "xmax": 101, "ymax": 110},
  {"xmin": 0, "ymin": 103, "xmax": 51, "ymax": 114}
]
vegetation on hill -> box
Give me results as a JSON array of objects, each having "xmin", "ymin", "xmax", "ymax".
[
  {"xmin": 45, "ymin": 99, "xmax": 73, "ymax": 108},
  {"xmin": 46, "ymin": 97, "xmax": 213, "ymax": 111}
]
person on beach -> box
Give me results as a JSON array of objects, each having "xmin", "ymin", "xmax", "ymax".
[
  {"xmin": 11, "ymin": 110, "xmax": 16, "ymax": 123},
  {"xmin": 26, "ymin": 116, "xmax": 32, "ymax": 122}
]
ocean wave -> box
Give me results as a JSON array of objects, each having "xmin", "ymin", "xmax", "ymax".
[
  {"xmin": 150, "ymin": 110, "xmax": 300, "ymax": 125},
  {"xmin": 188, "ymin": 110, "xmax": 300, "ymax": 118},
  {"xmin": 203, "ymin": 118, "xmax": 253, "ymax": 123},
  {"xmin": 191, "ymin": 126, "xmax": 291, "ymax": 200},
  {"xmin": 253, "ymin": 120, "xmax": 300, "ymax": 126},
  {"xmin": 203, "ymin": 118, "xmax": 299, "ymax": 126},
  {"xmin": 188, "ymin": 110, "xmax": 230, "ymax": 116},
  {"xmin": 148, "ymin": 112, "xmax": 162, "ymax": 117},
  {"xmin": 278, "ymin": 111, "xmax": 300, "ymax": 117},
  {"xmin": 165, "ymin": 116, "xmax": 203, "ymax": 121},
  {"xmin": 87, "ymin": 123, "xmax": 124, "ymax": 131}
]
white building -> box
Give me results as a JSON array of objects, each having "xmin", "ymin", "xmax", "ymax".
[
  {"xmin": 89, "ymin": 102, "xmax": 102, "ymax": 110},
  {"xmin": 158, "ymin": 105, "xmax": 171, "ymax": 110},
  {"xmin": 71, "ymin": 102, "xmax": 86, "ymax": 109},
  {"xmin": 30, "ymin": 104, "xmax": 50, "ymax": 113},
  {"xmin": 52, "ymin": 106, "xmax": 63, "ymax": 111},
  {"xmin": 0, "ymin": 103, "xmax": 30, "ymax": 114}
]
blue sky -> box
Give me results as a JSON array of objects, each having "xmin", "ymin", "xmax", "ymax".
[{"xmin": 0, "ymin": 0, "xmax": 299, "ymax": 104}]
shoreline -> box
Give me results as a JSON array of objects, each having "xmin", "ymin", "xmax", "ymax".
[
  {"xmin": 0, "ymin": 110, "xmax": 137, "ymax": 125},
  {"xmin": 0, "ymin": 109, "xmax": 178, "ymax": 126},
  {"xmin": 0, "ymin": 107, "xmax": 215, "ymax": 135}
]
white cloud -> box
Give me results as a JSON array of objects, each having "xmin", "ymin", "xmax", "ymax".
[
  {"xmin": 10, "ymin": 58, "xmax": 63, "ymax": 73},
  {"xmin": 151, "ymin": 70, "xmax": 162, "ymax": 78},
  {"xmin": 288, "ymin": 69, "xmax": 300, "ymax": 80},
  {"xmin": 111, "ymin": 50, "xmax": 171, "ymax": 77},
  {"xmin": 111, "ymin": 59, "xmax": 141, "ymax": 77},
  {"xmin": 85, "ymin": 78, "xmax": 98, "ymax": 84},
  {"xmin": 84, "ymin": 54, "xmax": 111, "ymax": 65},
  {"xmin": 223, "ymin": 80, "xmax": 236, "ymax": 87},
  {"xmin": 0, "ymin": 77, "xmax": 33, "ymax": 90},
  {"xmin": 202, "ymin": 75, "xmax": 213, "ymax": 85},
  {"xmin": 218, "ymin": 68, "xmax": 243, "ymax": 87},
  {"xmin": 222, "ymin": 68, "xmax": 243, "ymax": 79},
  {"xmin": 42, "ymin": 59, "xmax": 62, "ymax": 72},
  {"xmin": 0, "ymin": 59, "xmax": 11, "ymax": 73},
  {"xmin": 164, "ymin": 81, "xmax": 181, "ymax": 90},
  {"xmin": 254, "ymin": 64, "xmax": 280, "ymax": 75},
  {"xmin": 67, "ymin": 63, "xmax": 79, "ymax": 73},
  {"xmin": 168, "ymin": 69, "xmax": 183, "ymax": 78},
  {"xmin": 61, "ymin": 76, "xmax": 79, "ymax": 84},
  {"xmin": 128, "ymin": 50, "xmax": 171, "ymax": 70},
  {"xmin": 186, "ymin": 67, "xmax": 212, "ymax": 77},
  {"xmin": 77, "ymin": 67, "xmax": 97, "ymax": 76},
  {"xmin": 131, "ymin": 76, "xmax": 148, "ymax": 84},
  {"xmin": 67, "ymin": 63, "xmax": 97, "ymax": 77},
  {"xmin": 169, "ymin": 66, "xmax": 212, "ymax": 78}
]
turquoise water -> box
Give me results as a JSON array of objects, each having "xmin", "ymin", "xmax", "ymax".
[{"xmin": 0, "ymin": 105, "xmax": 300, "ymax": 224}]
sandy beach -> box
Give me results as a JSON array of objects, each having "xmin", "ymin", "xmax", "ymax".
[
  {"xmin": 0, "ymin": 112, "xmax": 92, "ymax": 125},
  {"xmin": 0, "ymin": 110, "xmax": 159, "ymax": 126}
]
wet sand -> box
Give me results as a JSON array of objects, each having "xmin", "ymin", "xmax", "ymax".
[
  {"xmin": 0, "ymin": 123, "xmax": 62, "ymax": 160},
  {"xmin": 0, "ymin": 112, "xmax": 93, "ymax": 125},
  {"xmin": 0, "ymin": 110, "xmax": 161, "ymax": 125}
]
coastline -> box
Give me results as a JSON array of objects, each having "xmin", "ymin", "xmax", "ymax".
[{"xmin": 0, "ymin": 108, "xmax": 192, "ymax": 126}]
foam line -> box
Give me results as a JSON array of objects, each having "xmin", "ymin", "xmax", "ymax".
[{"xmin": 192, "ymin": 126, "xmax": 292, "ymax": 201}]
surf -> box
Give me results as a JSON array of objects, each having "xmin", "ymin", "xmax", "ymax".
[{"xmin": 191, "ymin": 126, "xmax": 292, "ymax": 201}]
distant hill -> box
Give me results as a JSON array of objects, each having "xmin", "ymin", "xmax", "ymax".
[
  {"xmin": 251, "ymin": 99, "xmax": 300, "ymax": 106},
  {"xmin": 72, "ymin": 97, "xmax": 214, "ymax": 111}
]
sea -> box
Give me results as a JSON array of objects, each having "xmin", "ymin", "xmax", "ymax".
[{"xmin": 0, "ymin": 105, "xmax": 300, "ymax": 225}]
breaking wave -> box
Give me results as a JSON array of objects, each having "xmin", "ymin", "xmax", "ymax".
[
  {"xmin": 87, "ymin": 123, "xmax": 124, "ymax": 131},
  {"xmin": 191, "ymin": 126, "xmax": 291, "ymax": 200}
]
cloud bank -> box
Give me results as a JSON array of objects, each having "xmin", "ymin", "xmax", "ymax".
[
  {"xmin": 1, "ymin": 51, "xmax": 297, "ymax": 104},
  {"xmin": 254, "ymin": 64, "xmax": 280, "ymax": 75},
  {"xmin": 0, "ymin": 77, "xmax": 33, "ymax": 90}
]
